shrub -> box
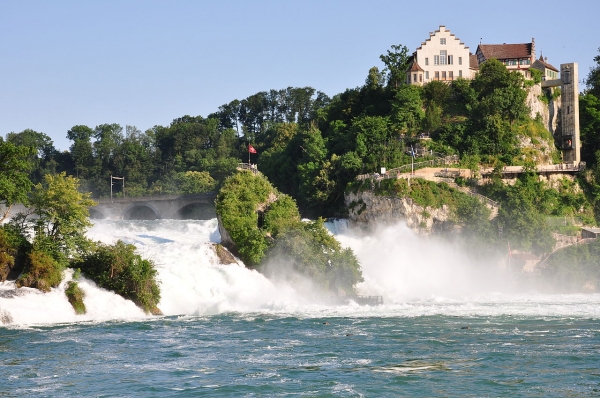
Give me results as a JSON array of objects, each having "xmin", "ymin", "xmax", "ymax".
[
  {"xmin": 16, "ymin": 250, "xmax": 64, "ymax": 292},
  {"xmin": 65, "ymin": 281, "xmax": 86, "ymax": 315},
  {"xmin": 75, "ymin": 241, "xmax": 161, "ymax": 314},
  {"xmin": 263, "ymin": 218, "xmax": 363, "ymax": 295},
  {"xmin": 0, "ymin": 225, "xmax": 30, "ymax": 281}
]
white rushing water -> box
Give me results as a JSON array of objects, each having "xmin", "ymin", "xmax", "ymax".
[{"xmin": 2, "ymin": 218, "xmax": 600, "ymax": 326}]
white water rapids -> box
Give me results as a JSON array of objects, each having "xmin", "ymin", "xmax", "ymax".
[{"xmin": 2, "ymin": 219, "xmax": 600, "ymax": 326}]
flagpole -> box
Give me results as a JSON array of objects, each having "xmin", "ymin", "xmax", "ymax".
[{"xmin": 248, "ymin": 145, "xmax": 250, "ymax": 165}]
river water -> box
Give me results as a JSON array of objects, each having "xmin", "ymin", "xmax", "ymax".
[{"xmin": 1, "ymin": 219, "xmax": 599, "ymax": 396}]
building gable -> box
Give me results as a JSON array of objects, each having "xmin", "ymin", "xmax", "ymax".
[{"xmin": 407, "ymin": 25, "xmax": 473, "ymax": 85}]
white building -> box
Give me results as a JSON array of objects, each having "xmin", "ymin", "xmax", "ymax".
[{"xmin": 405, "ymin": 26, "xmax": 475, "ymax": 86}]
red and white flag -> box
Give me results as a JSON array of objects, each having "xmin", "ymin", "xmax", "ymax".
[{"xmin": 249, "ymin": 145, "xmax": 257, "ymax": 154}]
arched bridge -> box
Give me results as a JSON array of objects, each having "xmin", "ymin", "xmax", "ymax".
[{"xmin": 90, "ymin": 193, "xmax": 217, "ymax": 220}]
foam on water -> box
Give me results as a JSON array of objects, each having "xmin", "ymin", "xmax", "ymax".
[{"xmin": 1, "ymin": 218, "xmax": 600, "ymax": 326}]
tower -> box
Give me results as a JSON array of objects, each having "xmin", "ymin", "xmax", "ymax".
[{"xmin": 560, "ymin": 63, "xmax": 580, "ymax": 163}]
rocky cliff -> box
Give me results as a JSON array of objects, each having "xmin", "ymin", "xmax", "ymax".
[
  {"xmin": 526, "ymin": 83, "xmax": 560, "ymax": 136},
  {"xmin": 345, "ymin": 191, "xmax": 453, "ymax": 235}
]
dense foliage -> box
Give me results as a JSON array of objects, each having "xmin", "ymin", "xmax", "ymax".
[
  {"xmin": 0, "ymin": 138, "xmax": 34, "ymax": 222},
  {"xmin": 74, "ymin": 241, "xmax": 161, "ymax": 314},
  {"xmin": 16, "ymin": 250, "xmax": 63, "ymax": 292},
  {"xmin": 216, "ymin": 171, "xmax": 362, "ymax": 295},
  {"xmin": 0, "ymin": 225, "xmax": 30, "ymax": 282}
]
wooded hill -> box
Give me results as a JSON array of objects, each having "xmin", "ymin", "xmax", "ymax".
[{"xmin": 3, "ymin": 45, "xmax": 600, "ymax": 242}]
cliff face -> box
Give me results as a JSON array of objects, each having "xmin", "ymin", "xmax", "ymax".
[
  {"xmin": 527, "ymin": 83, "xmax": 560, "ymax": 136},
  {"xmin": 345, "ymin": 191, "xmax": 453, "ymax": 235}
]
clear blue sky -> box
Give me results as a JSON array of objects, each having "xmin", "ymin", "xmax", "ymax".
[{"xmin": 1, "ymin": 0, "xmax": 597, "ymax": 151}]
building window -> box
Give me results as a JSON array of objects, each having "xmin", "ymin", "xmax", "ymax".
[
  {"xmin": 519, "ymin": 59, "xmax": 530, "ymax": 65},
  {"xmin": 440, "ymin": 38, "xmax": 446, "ymax": 45},
  {"xmin": 442, "ymin": 71, "xmax": 447, "ymax": 80},
  {"xmin": 413, "ymin": 73, "xmax": 417, "ymax": 83},
  {"xmin": 440, "ymin": 50, "xmax": 447, "ymax": 65},
  {"xmin": 434, "ymin": 55, "xmax": 440, "ymax": 65},
  {"xmin": 425, "ymin": 57, "xmax": 429, "ymax": 66},
  {"xmin": 449, "ymin": 71, "xmax": 453, "ymax": 79},
  {"xmin": 425, "ymin": 71, "xmax": 429, "ymax": 79},
  {"xmin": 419, "ymin": 74, "xmax": 422, "ymax": 82},
  {"xmin": 435, "ymin": 71, "xmax": 439, "ymax": 80},
  {"xmin": 507, "ymin": 59, "xmax": 517, "ymax": 66},
  {"xmin": 448, "ymin": 55, "xmax": 453, "ymax": 65},
  {"xmin": 459, "ymin": 70, "xmax": 462, "ymax": 78},
  {"xmin": 458, "ymin": 57, "xmax": 462, "ymax": 65}
]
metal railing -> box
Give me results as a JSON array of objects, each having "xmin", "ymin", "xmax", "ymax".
[
  {"xmin": 481, "ymin": 162, "xmax": 586, "ymax": 175},
  {"xmin": 237, "ymin": 163, "xmax": 260, "ymax": 174},
  {"xmin": 444, "ymin": 181, "xmax": 500, "ymax": 209},
  {"xmin": 546, "ymin": 217, "xmax": 583, "ymax": 227},
  {"xmin": 356, "ymin": 155, "xmax": 459, "ymax": 181}
]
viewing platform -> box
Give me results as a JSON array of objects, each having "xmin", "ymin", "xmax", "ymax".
[{"xmin": 237, "ymin": 163, "xmax": 260, "ymax": 174}]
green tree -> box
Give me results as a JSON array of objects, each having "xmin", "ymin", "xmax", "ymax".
[
  {"xmin": 0, "ymin": 139, "xmax": 34, "ymax": 222},
  {"xmin": 67, "ymin": 125, "xmax": 94, "ymax": 180},
  {"xmin": 176, "ymin": 171, "xmax": 217, "ymax": 194},
  {"xmin": 380, "ymin": 44, "xmax": 410, "ymax": 89},
  {"xmin": 579, "ymin": 93, "xmax": 600, "ymax": 164},
  {"xmin": 391, "ymin": 85, "xmax": 424, "ymax": 134},
  {"xmin": 16, "ymin": 173, "xmax": 96, "ymax": 264},
  {"xmin": 6, "ymin": 129, "xmax": 58, "ymax": 182},
  {"xmin": 365, "ymin": 66, "xmax": 385, "ymax": 90},
  {"xmin": 586, "ymin": 47, "xmax": 600, "ymax": 99},
  {"xmin": 472, "ymin": 59, "xmax": 529, "ymax": 124}
]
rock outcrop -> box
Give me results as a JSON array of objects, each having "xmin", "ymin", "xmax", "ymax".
[
  {"xmin": 212, "ymin": 243, "xmax": 238, "ymax": 265},
  {"xmin": 345, "ymin": 191, "xmax": 453, "ymax": 235},
  {"xmin": 526, "ymin": 83, "xmax": 560, "ymax": 136}
]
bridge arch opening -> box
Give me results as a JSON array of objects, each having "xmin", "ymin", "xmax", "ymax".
[
  {"xmin": 89, "ymin": 209, "xmax": 106, "ymax": 220},
  {"xmin": 176, "ymin": 203, "xmax": 216, "ymax": 220},
  {"xmin": 124, "ymin": 205, "xmax": 159, "ymax": 220}
]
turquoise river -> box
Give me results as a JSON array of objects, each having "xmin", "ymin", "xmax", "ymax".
[{"xmin": 1, "ymin": 219, "xmax": 599, "ymax": 397}]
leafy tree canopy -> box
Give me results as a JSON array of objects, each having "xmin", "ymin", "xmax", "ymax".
[{"xmin": 0, "ymin": 138, "xmax": 34, "ymax": 222}]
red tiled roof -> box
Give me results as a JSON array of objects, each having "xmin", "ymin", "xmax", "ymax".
[
  {"xmin": 408, "ymin": 61, "xmax": 424, "ymax": 72},
  {"xmin": 478, "ymin": 43, "xmax": 533, "ymax": 60},
  {"xmin": 532, "ymin": 55, "xmax": 558, "ymax": 72}
]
